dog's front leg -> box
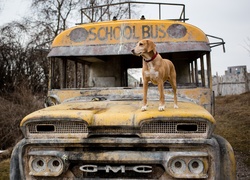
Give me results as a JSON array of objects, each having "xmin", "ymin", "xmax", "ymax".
[
  {"xmin": 141, "ymin": 80, "xmax": 148, "ymax": 111},
  {"xmin": 158, "ymin": 81, "xmax": 165, "ymax": 111}
]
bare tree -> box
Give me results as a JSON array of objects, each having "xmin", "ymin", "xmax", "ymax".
[
  {"xmin": 0, "ymin": 22, "xmax": 48, "ymax": 93},
  {"xmin": 81, "ymin": 0, "xmax": 135, "ymax": 22},
  {"xmin": 27, "ymin": 0, "xmax": 83, "ymax": 49},
  {"xmin": 0, "ymin": 0, "xmax": 135, "ymax": 94},
  {"xmin": 29, "ymin": 0, "xmax": 135, "ymax": 46}
]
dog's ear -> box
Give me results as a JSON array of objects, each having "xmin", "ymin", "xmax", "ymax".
[{"xmin": 146, "ymin": 39, "xmax": 156, "ymax": 53}]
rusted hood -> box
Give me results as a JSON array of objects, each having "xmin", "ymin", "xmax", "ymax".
[{"xmin": 20, "ymin": 101, "xmax": 215, "ymax": 126}]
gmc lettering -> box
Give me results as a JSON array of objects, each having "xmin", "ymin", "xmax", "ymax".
[{"xmin": 79, "ymin": 165, "xmax": 152, "ymax": 173}]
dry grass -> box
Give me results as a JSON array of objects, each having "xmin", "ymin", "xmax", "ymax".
[
  {"xmin": 0, "ymin": 86, "xmax": 43, "ymax": 150},
  {"xmin": 0, "ymin": 86, "xmax": 43, "ymax": 179},
  {"xmin": 214, "ymin": 92, "xmax": 250, "ymax": 166},
  {"xmin": 0, "ymin": 159, "xmax": 10, "ymax": 180}
]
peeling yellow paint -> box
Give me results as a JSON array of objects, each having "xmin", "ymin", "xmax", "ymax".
[
  {"xmin": 52, "ymin": 20, "xmax": 208, "ymax": 47},
  {"xmin": 21, "ymin": 101, "xmax": 215, "ymax": 126}
]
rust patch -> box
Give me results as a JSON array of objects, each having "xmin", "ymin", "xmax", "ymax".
[
  {"xmin": 167, "ymin": 24, "xmax": 187, "ymax": 39},
  {"xmin": 69, "ymin": 28, "xmax": 88, "ymax": 42},
  {"xmin": 70, "ymin": 107, "xmax": 106, "ymax": 113}
]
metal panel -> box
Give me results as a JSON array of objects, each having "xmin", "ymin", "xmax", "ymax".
[{"xmin": 48, "ymin": 42, "xmax": 210, "ymax": 57}]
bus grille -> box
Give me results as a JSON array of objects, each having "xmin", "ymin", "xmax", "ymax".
[
  {"xmin": 27, "ymin": 121, "xmax": 88, "ymax": 134},
  {"xmin": 140, "ymin": 121, "xmax": 207, "ymax": 133}
]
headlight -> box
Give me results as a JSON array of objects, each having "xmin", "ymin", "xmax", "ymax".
[
  {"xmin": 167, "ymin": 152, "xmax": 208, "ymax": 179},
  {"xmin": 29, "ymin": 156, "xmax": 64, "ymax": 176},
  {"xmin": 188, "ymin": 159, "xmax": 204, "ymax": 174},
  {"xmin": 170, "ymin": 159, "xmax": 186, "ymax": 174},
  {"xmin": 48, "ymin": 157, "xmax": 63, "ymax": 173},
  {"xmin": 31, "ymin": 157, "xmax": 46, "ymax": 173}
]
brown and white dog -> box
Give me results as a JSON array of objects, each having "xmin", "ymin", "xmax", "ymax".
[{"xmin": 131, "ymin": 39, "xmax": 178, "ymax": 111}]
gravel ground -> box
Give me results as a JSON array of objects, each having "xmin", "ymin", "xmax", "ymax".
[{"xmin": 235, "ymin": 151, "xmax": 250, "ymax": 180}]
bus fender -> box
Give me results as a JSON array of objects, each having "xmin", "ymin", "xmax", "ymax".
[
  {"xmin": 213, "ymin": 134, "xmax": 236, "ymax": 180},
  {"xmin": 10, "ymin": 139, "xmax": 26, "ymax": 180}
]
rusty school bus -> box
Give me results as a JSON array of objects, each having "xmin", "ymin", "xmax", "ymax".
[{"xmin": 10, "ymin": 1, "xmax": 235, "ymax": 180}]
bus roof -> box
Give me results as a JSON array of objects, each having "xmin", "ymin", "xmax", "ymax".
[{"xmin": 48, "ymin": 19, "xmax": 210, "ymax": 57}]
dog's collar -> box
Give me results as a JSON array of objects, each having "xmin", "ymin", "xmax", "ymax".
[{"xmin": 143, "ymin": 52, "xmax": 158, "ymax": 62}]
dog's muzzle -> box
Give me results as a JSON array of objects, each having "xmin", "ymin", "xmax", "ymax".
[{"xmin": 131, "ymin": 49, "xmax": 141, "ymax": 56}]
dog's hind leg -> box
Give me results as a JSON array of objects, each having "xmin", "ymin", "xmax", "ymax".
[
  {"xmin": 158, "ymin": 81, "xmax": 165, "ymax": 111},
  {"xmin": 169, "ymin": 80, "xmax": 178, "ymax": 109},
  {"xmin": 141, "ymin": 80, "xmax": 148, "ymax": 111}
]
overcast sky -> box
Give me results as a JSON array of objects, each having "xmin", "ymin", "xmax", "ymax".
[{"xmin": 0, "ymin": 0, "xmax": 250, "ymax": 75}]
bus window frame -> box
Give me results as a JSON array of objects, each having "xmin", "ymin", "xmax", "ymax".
[{"xmin": 48, "ymin": 51, "xmax": 212, "ymax": 90}]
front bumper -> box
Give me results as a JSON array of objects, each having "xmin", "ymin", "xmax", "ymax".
[{"xmin": 10, "ymin": 137, "xmax": 231, "ymax": 180}]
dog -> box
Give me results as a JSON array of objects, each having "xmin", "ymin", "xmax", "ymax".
[{"xmin": 131, "ymin": 39, "xmax": 178, "ymax": 111}]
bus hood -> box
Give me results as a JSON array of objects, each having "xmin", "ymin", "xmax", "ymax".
[
  {"xmin": 21, "ymin": 101, "xmax": 215, "ymax": 126},
  {"xmin": 20, "ymin": 101, "xmax": 215, "ymax": 139}
]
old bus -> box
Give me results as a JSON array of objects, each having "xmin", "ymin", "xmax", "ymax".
[{"xmin": 10, "ymin": 1, "xmax": 235, "ymax": 179}]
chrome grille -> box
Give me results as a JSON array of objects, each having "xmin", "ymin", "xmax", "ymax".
[
  {"xmin": 140, "ymin": 121, "xmax": 207, "ymax": 133},
  {"xmin": 25, "ymin": 120, "xmax": 209, "ymax": 139},
  {"xmin": 27, "ymin": 121, "xmax": 88, "ymax": 134}
]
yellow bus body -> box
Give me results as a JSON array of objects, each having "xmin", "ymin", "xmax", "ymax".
[{"xmin": 48, "ymin": 19, "xmax": 210, "ymax": 57}]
